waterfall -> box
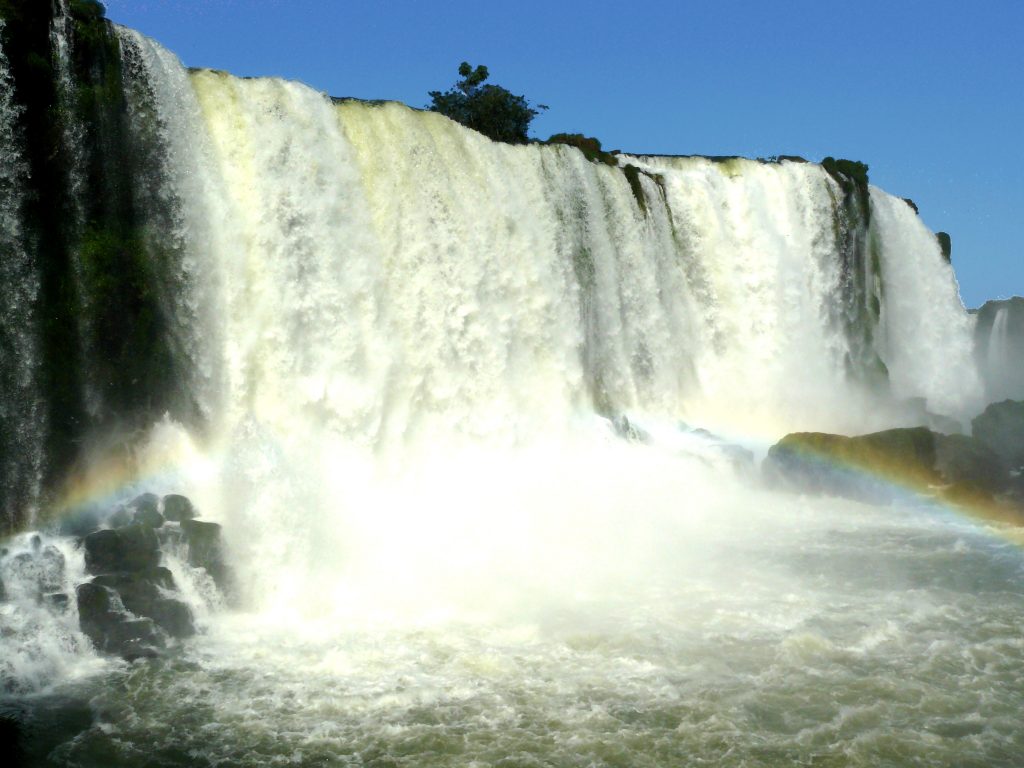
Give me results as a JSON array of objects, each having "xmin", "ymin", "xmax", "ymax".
[
  {"xmin": 870, "ymin": 189, "xmax": 983, "ymax": 418},
  {"xmin": 974, "ymin": 297, "xmax": 1024, "ymax": 402},
  {"xmin": 0, "ymin": 24, "xmax": 990, "ymax": 557},
  {"xmin": 0, "ymin": 21, "xmax": 45, "ymax": 530}
]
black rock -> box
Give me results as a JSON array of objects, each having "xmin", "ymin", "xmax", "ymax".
[
  {"xmin": 129, "ymin": 493, "xmax": 160, "ymax": 516},
  {"xmin": 76, "ymin": 582, "xmax": 168, "ymax": 658},
  {"xmin": 934, "ymin": 433, "xmax": 1008, "ymax": 494},
  {"xmin": 972, "ymin": 400, "xmax": 1024, "ymax": 471},
  {"xmin": 83, "ymin": 525, "xmax": 160, "ymax": 575},
  {"xmin": 162, "ymin": 494, "xmax": 196, "ymax": 522},
  {"xmin": 92, "ymin": 569, "xmax": 194, "ymax": 638},
  {"xmin": 107, "ymin": 507, "xmax": 133, "ymax": 529},
  {"xmin": 181, "ymin": 519, "xmax": 227, "ymax": 589},
  {"xmin": 133, "ymin": 507, "xmax": 164, "ymax": 529}
]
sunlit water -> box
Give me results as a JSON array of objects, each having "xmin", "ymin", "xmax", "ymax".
[
  {"xmin": 2, "ymin": 24, "xmax": 1021, "ymax": 768},
  {"xmin": 9, "ymin": 457, "xmax": 1024, "ymax": 767}
]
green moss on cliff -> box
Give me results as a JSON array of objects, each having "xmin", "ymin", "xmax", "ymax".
[{"xmin": 546, "ymin": 133, "xmax": 618, "ymax": 166}]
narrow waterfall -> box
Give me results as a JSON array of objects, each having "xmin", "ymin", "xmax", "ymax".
[
  {"xmin": 0, "ymin": 20, "xmax": 45, "ymax": 528},
  {"xmin": 974, "ymin": 297, "xmax": 1024, "ymax": 402}
]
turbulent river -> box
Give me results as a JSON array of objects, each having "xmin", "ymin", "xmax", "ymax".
[{"xmin": 1, "ymin": 13, "xmax": 1023, "ymax": 768}]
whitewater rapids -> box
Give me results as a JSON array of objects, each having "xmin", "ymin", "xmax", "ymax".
[{"xmin": 1, "ymin": 22, "xmax": 1021, "ymax": 767}]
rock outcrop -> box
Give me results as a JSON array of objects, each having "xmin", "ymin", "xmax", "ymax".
[
  {"xmin": 72, "ymin": 491, "xmax": 227, "ymax": 660},
  {"xmin": 764, "ymin": 425, "xmax": 1023, "ymax": 521}
]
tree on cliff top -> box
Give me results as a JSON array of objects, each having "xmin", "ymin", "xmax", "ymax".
[{"xmin": 427, "ymin": 62, "xmax": 546, "ymax": 144}]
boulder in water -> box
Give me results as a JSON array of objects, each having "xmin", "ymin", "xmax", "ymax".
[
  {"xmin": 133, "ymin": 506, "xmax": 164, "ymax": 529},
  {"xmin": 972, "ymin": 400, "xmax": 1024, "ymax": 471},
  {"xmin": 181, "ymin": 519, "xmax": 227, "ymax": 589},
  {"xmin": 107, "ymin": 506, "xmax": 133, "ymax": 529},
  {"xmin": 129, "ymin": 493, "xmax": 160, "ymax": 516},
  {"xmin": 76, "ymin": 582, "xmax": 167, "ymax": 659},
  {"xmin": 162, "ymin": 494, "xmax": 196, "ymax": 522},
  {"xmin": 83, "ymin": 524, "xmax": 160, "ymax": 575},
  {"xmin": 764, "ymin": 427, "xmax": 939, "ymax": 504},
  {"xmin": 92, "ymin": 568, "xmax": 194, "ymax": 638},
  {"xmin": 765, "ymin": 426, "xmax": 1022, "ymax": 518}
]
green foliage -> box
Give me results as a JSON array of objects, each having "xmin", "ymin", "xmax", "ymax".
[
  {"xmin": 936, "ymin": 231, "xmax": 952, "ymax": 262},
  {"xmin": 546, "ymin": 133, "xmax": 617, "ymax": 166},
  {"xmin": 821, "ymin": 156, "xmax": 870, "ymax": 216},
  {"xmin": 428, "ymin": 61, "xmax": 546, "ymax": 144},
  {"xmin": 69, "ymin": 0, "xmax": 106, "ymax": 21}
]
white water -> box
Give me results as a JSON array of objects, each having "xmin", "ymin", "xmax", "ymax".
[
  {"xmin": 92, "ymin": 35, "xmax": 991, "ymax": 613},
  {"xmin": 0, "ymin": 21, "xmax": 45, "ymax": 527},
  {"xmin": 5, "ymin": 29, "xmax": 1021, "ymax": 766}
]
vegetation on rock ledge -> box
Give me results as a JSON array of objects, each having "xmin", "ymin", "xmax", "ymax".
[{"xmin": 427, "ymin": 62, "xmax": 546, "ymax": 144}]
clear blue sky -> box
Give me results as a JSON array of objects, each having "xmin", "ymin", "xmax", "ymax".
[{"xmin": 103, "ymin": 0, "xmax": 1023, "ymax": 307}]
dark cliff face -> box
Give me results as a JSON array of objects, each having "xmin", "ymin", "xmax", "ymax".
[{"xmin": 0, "ymin": 0, "xmax": 197, "ymax": 534}]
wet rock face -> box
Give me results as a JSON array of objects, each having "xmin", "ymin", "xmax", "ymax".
[
  {"xmin": 76, "ymin": 581, "xmax": 167, "ymax": 659},
  {"xmin": 764, "ymin": 426, "xmax": 1024, "ymax": 519},
  {"xmin": 181, "ymin": 519, "xmax": 228, "ymax": 590},
  {"xmin": 71, "ymin": 491, "xmax": 225, "ymax": 660},
  {"xmin": 83, "ymin": 524, "xmax": 160, "ymax": 574},
  {"xmin": 162, "ymin": 494, "xmax": 195, "ymax": 522},
  {"xmin": 972, "ymin": 400, "xmax": 1024, "ymax": 471},
  {"xmin": 91, "ymin": 569, "xmax": 194, "ymax": 639}
]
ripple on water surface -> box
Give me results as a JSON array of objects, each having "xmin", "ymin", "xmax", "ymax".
[{"xmin": 26, "ymin": 500, "xmax": 1024, "ymax": 768}]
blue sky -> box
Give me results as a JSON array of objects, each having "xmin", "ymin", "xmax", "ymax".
[{"xmin": 103, "ymin": 0, "xmax": 1023, "ymax": 307}]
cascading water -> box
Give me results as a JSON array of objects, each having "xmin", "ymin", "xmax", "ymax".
[
  {"xmin": 0, "ymin": 21, "xmax": 45, "ymax": 530},
  {"xmin": 974, "ymin": 298, "xmax": 1024, "ymax": 402},
  {"xmin": 2, "ymin": 18, "xmax": 1023, "ymax": 767}
]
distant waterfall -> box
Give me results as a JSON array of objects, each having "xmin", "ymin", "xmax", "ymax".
[{"xmin": 974, "ymin": 298, "xmax": 1024, "ymax": 402}]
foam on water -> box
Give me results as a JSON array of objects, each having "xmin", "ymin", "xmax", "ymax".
[{"xmin": 2, "ymin": 28, "xmax": 1019, "ymax": 767}]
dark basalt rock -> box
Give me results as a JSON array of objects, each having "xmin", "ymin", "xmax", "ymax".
[
  {"xmin": 107, "ymin": 506, "xmax": 133, "ymax": 529},
  {"xmin": 181, "ymin": 519, "xmax": 227, "ymax": 589},
  {"xmin": 92, "ymin": 568, "xmax": 194, "ymax": 638},
  {"xmin": 972, "ymin": 400, "xmax": 1024, "ymax": 471},
  {"xmin": 161, "ymin": 494, "xmax": 195, "ymax": 522},
  {"xmin": 934, "ymin": 433, "xmax": 1007, "ymax": 492},
  {"xmin": 765, "ymin": 427, "xmax": 938, "ymax": 503},
  {"xmin": 83, "ymin": 524, "xmax": 160, "ymax": 574},
  {"xmin": 765, "ymin": 426, "xmax": 1021, "ymax": 516},
  {"xmin": 936, "ymin": 231, "xmax": 952, "ymax": 262},
  {"xmin": 132, "ymin": 507, "xmax": 164, "ymax": 529},
  {"xmin": 129, "ymin": 493, "xmax": 160, "ymax": 516},
  {"xmin": 76, "ymin": 582, "xmax": 168, "ymax": 659}
]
